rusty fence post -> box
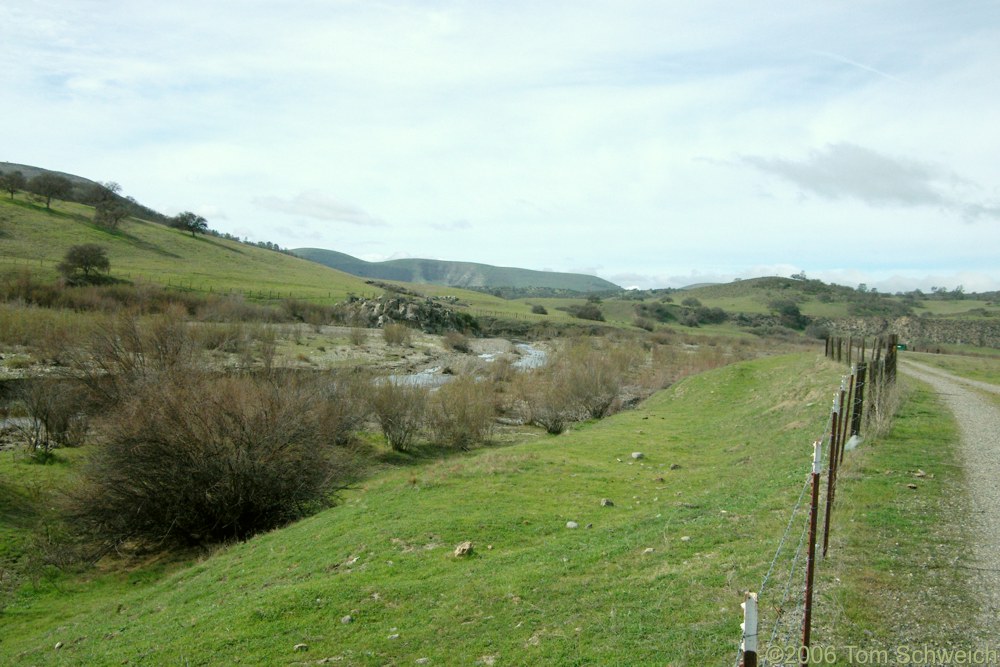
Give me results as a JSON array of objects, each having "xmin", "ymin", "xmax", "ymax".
[{"xmin": 801, "ymin": 442, "xmax": 822, "ymax": 666}]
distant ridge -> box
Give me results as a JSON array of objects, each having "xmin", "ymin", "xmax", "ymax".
[{"xmin": 293, "ymin": 248, "xmax": 621, "ymax": 293}]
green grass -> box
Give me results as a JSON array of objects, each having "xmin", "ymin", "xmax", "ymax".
[
  {"xmin": 0, "ymin": 196, "xmax": 520, "ymax": 312},
  {"xmin": 904, "ymin": 351, "xmax": 1000, "ymax": 385},
  {"xmin": 814, "ymin": 378, "xmax": 985, "ymax": 659},
  {"xmin": 1, "ymin": 353, "xmax": 848, "ymax": 665}
]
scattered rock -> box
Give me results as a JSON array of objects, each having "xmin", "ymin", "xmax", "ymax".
[
  {"xmin": 600, "ymin": 498, "xmax": 614, "ymax": 507},
  {"xmin": 585, "ymin": 523, "xmax": 593, "ymax": 529},
  {"xmin": 453, "ymin": 541, "xmax": 474, "ymax": 557},
  {"xmin": 388, "ymin": 633, "xmax": 400, "ymax": 640},
  {"xmin": 54, "ymin": 642, "xmax": 63, "ymax": 650},
  {"xmin": 294, "ymin": 643, "xmax": 309, "ymax": 652},
  {"xmin": 415, "ymin": 659, "xmax": 430, "ymax": 665},
  {"xmin": 341, "ymin": 615, "xmax": 353, "ymax": 624},
  {"xmin": 655, "ymin": 476, "xmax": 665, "ymax": 483},
  {"xmin": 566, "ymin": 521, "xmax": 579, "ymax": 529},
  {"xmin": 642, "ymin": 548, "xmax": 655, "ymax": 555},
  {"xmin": 680, "ymin": 536, "xmax": 691, "ymax": 542},
  {"xmin": 670, "ymin": 463, "xmax": 682, "ymax": 470},
  {"xmin": 631, "ymin": 452, "xmax": 644, "ymax": 459},
  {"xmin": 907, "ymin": 483, "xmax": 918, "ymax": 490},
  {"xmin": 914, "ymin": 469, "xmax": 927, "ymax": 478}
]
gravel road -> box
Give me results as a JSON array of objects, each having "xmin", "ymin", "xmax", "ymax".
[{"xmin": 899, "ymin": 358, "xmax": 1000, "ymax": 630}]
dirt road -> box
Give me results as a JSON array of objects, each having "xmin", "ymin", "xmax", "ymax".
[{"xmin": 899, "ymin": 359, "xmax": 1000, "ymax": 630}]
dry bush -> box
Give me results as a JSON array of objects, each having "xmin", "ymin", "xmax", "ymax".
[
  {"xmin": 369, "ymin": 379, "xmax": 426, "ymax": 451},
  {"xmin": 864, "ymin": 372, "xmax": 902, "ymax": 439},
  {"xmin": 383, "ymin": 322, "xmax": 413, "ymax": 346},
  {"xmin": 489, "ymin": 356, "xmax": 516, "ymax": 384},
  {"xmin": 65, "ymin": 311, "xmax": 194, "ymax": 407},
  {"xmin": 196, "ymin": 294, "xmax": 282, "ymax": 322},
  {"xmin": 193, "ymin": 321, "xmax": 253, "ymax": 353},
  {"xmin": 428, "ymin": 376, "xmax": 495, "ymax": 448},
  {"xmin": 555, "ymin": 339, "xmax": 641, "ymax": 419},
  {"xmin": 0, "ymin": 302, "xmax": 101, "ymax": 357},
  {"xmin": 442, "ymin": 331, "xmax": 471, "ymax": 353},
  {"xmin": 516, "ymin": 371, "xmax": 575, "ymax": 434},
  {"xmin": 66, "ymin": 372, "xmax": 350, "ymax": 547},
  {"xmin": 316, "ymin": 372, "xmax": 371, "ymax": 445},
  {"xmin": 15, "ymin": 380, "xmax": 88, "ymax": 462},
  {"xmin": 348, "ymin": 327, "xmax": 368, "ymax": 346}
]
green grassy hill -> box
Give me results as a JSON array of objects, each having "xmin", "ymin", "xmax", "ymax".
[
  {"xmin": 294, "ymin": 247, "xmax": 621, "ymax": 293},
  {"xmin": 0, "ymin": 196, "xmax": 550, "ymax": 317}
]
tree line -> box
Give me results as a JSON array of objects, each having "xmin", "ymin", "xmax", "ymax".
[{"xmin": 1, "ymin": 167, "xmax": 295, "ymax": 255}]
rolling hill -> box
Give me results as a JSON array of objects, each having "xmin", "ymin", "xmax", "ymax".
[{"xmin": 293, "ymin": 247, "xmax": 621, "ymax": 293}]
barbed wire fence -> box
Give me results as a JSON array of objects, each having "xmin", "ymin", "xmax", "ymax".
[{"xmin": 736, "ymin": 336, "xmax": 899, "ymax": 666}]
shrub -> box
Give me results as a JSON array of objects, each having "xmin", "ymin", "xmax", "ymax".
[
  {"xmin": 428, "ymin": 376, "xmax": 495, "ymax": 448},
  {"xmin": 443, "ymin": 330, "xmax": 471, "ymax": 353},
  {"xmin": 633, "ymin": 316, "xmax": 656, "ymax": 331},
  {"xmin": 316, "ymin": 372, "xmax": 371, "ymax": 446},
  {"xmin": 348, "ymin": 327, "xmax": 367, "ymax": 346},
  {"xmin": 568, "ymin": 303, "xmax": 604, "ymax": 321},
  {"xmin": 369, "ymin": 379, "xmax": 426, "ymax": 451},
  {"xmin": 681, "ymin": 296, "xmax": 702, "ymax": 307},
  {"xmin": 518, "ymin": 372, "xmax": 574, "ymax": 435},
  {"xmin": 564, "ymin": 340, "xmax": 643, "ymax": 418},
  {"xmin": 15, "ymin": 380, "xmax": 88, "ymax": 462},
  {"xmin": 71, "ymin": 311, "xmax": 193, "ymax": 405},
  {"xmin": 57, "ymin": 244, "xmax": 111, "ymax": 285},
  {"xmin": 531, "ymin": 304, "xmax": 548, "ymax": 315},
  {"xmin": 383, "ymin": 322, "xmax": 413, "ymax": 346},
  {"xmin": 66, "ymin": 373, "xmax": 349, "ymax": 547}
]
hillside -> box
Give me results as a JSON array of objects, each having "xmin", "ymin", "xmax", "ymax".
[
  {"xmin": 293, "ymin": 247, "xmax": 621, "ymax": 293},
  {"xmin": 0, "ymin": 195, "xmax": 548, "ymax": 318}
]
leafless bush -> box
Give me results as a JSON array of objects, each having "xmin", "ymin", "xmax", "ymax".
[
  {"xmin": 428, "ymin": 376, "xmax": 495, "ymax": 448},
  {"xmin": 369, "ymin": 379, "xmax": 426, "ymax": 451},
  {"xmin": 864, "ymin": 372, "xmax": 902, "ymax": 440},
  {"xmin": 67, "ymin": 311, "xmax": 194, "ymax": 406},
  {"xmin": 66, "ymin": 372, "xmax": 350, "ymax": 547},
  {"xmin": 348, "ymin": 327, "xmax": 368, "ymax": 346},
  {"xmin": 16, "ymin": 380, "xmax": 88, "ymax": 462},
  {"xmin": 383, "ymin": 322, "xmax": 413, "ymax": 346},
  {"xmin": 517, "ymin": 371, "xmax": 574, "ymax": 435},
  {"xmin": 442, "ymin": 331, "xmax": 471, "ymax": 353},
  {"xmin": 555, "ymin": 339, "xmax": 641, "ymax": 419},
  {"xmin": 316, "ymin": 372, "xmax": 371, "ymax": 445}
]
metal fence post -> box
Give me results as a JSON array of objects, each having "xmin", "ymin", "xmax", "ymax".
[{"xmin": 801, "ymin": 442, "xmax": 822, "ymax": 665}]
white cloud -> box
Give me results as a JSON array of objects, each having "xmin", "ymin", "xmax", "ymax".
[
  {"xmin": 740, "ymin": 143, "xmax": 1000, "ymax": 220},
  {"xmin": 2, "ymin": 1, "xmax": 999, "ymax": 292},
  {"xmin": 254, "ymin": 192, "xmax": 387, "ymax": 227}
]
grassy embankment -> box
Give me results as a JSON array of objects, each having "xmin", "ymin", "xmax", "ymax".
[
  {"xmin": 2, "ymin": 353, "xmax": 845, "ymax": 664},
  {"xmin": 1, "ymin": 353, "xmax": 990, "ymax": 664}
]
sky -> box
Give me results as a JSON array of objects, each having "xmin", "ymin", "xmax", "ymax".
[{"xmin": 3, "ymin": 1, "xmax": 1000, "ymax": 292}]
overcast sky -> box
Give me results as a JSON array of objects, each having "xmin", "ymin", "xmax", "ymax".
[{"xmin": 4, "ymin": 1, "xmax": 1000, "ymax": 292}]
